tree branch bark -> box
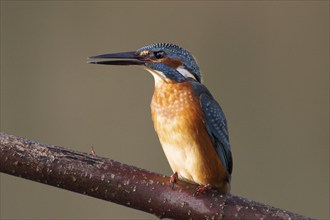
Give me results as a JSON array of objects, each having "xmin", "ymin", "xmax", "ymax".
[{"xmin": 0, "ymin": 132, "xmax": 313, "ymax": 220}]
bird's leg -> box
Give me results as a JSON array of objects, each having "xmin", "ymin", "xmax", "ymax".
[
  {"xmin": 170, "ymin": 172, "xmax": 178, "ymax": 189},
  {"xmin": 193, "ymin": 184, "xmax": 212, "ymax": 196}
]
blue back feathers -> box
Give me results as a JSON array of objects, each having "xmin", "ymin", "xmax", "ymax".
[{"xmin": 191, "ymin": 80, "xmax": 233, "ymax": 175}]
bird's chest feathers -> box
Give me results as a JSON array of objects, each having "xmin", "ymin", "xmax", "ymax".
[
  {"xmin": 151, "ymin": 82, "xmax": 205, "ymax": 151},
  {"xmin": 151, "ymin": 81, "xmax": 202, "ymax": 133},
  {"xmin": 150, "ymin": 81, "xmax": 220, "ymax": 183}
]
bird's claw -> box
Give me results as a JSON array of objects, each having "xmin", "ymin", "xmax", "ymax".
[
  {"xmin": 193, "ymin": 184, "xmax": 212, "ymax": 196},
  {"xmin": 170, "ymin": 172, "xmax": 178, "ymax": 189}
]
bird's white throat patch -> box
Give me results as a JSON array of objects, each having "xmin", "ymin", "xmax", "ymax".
[
  {"xmin": 146, "ymin": 66, "xmax": 196, "ymax": 85},
  {"xmin": 146, "ymin": 68, "xmax": 168, "ymax": 85},
  {"xmin": 176, "ymin": 66, "xmax": 196, "ymax": 81}
]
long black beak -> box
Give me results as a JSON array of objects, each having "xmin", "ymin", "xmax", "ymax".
[{"xmin": 88, "ymin": 51, "xmax": 146, "ymax": 65}]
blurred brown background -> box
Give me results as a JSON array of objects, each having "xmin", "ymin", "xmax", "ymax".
[{"xmin": 1, "ymin": 1, "xmax": 329, "ymax": 219}]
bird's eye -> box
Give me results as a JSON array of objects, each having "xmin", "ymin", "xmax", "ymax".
[{"xmin": 154, "ymin": 51, "xmax": 165, "ymax": 59}]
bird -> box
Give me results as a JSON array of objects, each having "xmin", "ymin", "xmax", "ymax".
[{"xmin": 88, "ymin": 43, "xmax": 232, "ymax": 193}]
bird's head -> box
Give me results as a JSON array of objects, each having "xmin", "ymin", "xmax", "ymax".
[{"xmin": 88, "ymin": 43, "xmax": 202, "ymax": 83}]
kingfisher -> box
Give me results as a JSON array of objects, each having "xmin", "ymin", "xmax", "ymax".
[{"xmin": 88, "ymin": 43, "xmax": 232, "ymax": 193}]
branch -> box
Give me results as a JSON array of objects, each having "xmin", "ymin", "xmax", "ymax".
[{"xmin": 0, "ymin": 132, "xmax": 313, "ymax": 220}]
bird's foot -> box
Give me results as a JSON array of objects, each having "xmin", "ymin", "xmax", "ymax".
[
  {"xmin": 193, "ymin": 184, "xmax": 212, "ymax": 196},
  {"xmin": 170, "ymin": 172, "xmax": 178, "ymax": 189}
]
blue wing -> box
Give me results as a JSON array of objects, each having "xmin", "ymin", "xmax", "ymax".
[{"xmin": 199, "ymin": 93, "xmax": 233, "ymax": 175}]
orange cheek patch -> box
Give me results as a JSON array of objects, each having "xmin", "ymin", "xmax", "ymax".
[{"xmin": 158, "ymin": 58, "xmax": 183, "ymax": 69}]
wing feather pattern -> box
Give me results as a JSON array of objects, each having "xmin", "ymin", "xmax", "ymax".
[{"xmin": 200, "ymin": 93, "xmax": 233, "ymax": 174}]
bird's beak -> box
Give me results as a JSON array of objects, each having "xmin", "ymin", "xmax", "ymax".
[{"xmin": 87, "ymin": 51, "xmax": 146, "ymax": 65}]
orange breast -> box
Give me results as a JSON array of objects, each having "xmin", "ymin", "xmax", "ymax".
[{"xmin": 151, "ymin": 81, "xmax": 230, "ymax": 192}]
